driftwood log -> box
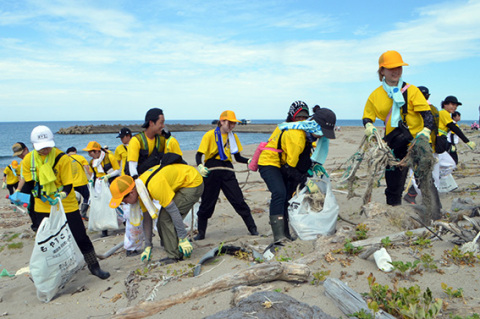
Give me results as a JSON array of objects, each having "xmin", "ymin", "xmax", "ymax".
[
  {"xmin": 97, "ymin": 242, "xmax": 124, "ymax": 260},
  {"xmin": 351, "ymin": 227, "xmax": 428, "ymax": 247},
  {"xmin": 324, "ymin": 277, "xmax": 396, "ymax": 319},
  {"xmin": 112, "ymin": 262, "xmax": 310, "ymax": 319}
]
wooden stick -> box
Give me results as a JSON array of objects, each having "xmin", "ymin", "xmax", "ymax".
[
  {"xmin": 96, "ymin": 242, "xmax": 124, "ymax": 260},
  {"xmin": 351, "ymin": 227, "xmax": 428, "ymax": 248},
  {"xmin": 113, "ymin": 262, "xmax": 310, "ymax": 318}
]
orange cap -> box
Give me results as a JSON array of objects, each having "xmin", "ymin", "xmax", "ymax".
[
  {"xmin": 11, "ymin": 160, "xmax": 18, "ymax": 169},
  {"xmin": 219, "ymin": 110, "xmax": 241, "ymax": 123},
  {"xmin": 378, "ymin": 50, "xmax": 408, "ymax": 69},
  {"xmin": 109, "ymin": 175, "xmax": 135, "ymax": 208},
  {"xmin": 82, "ymin": 141, "xmax": 102, "ymax": 151}
]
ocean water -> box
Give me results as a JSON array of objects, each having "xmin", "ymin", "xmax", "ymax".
[{"xmin": 0, "ymin": 119, "xmax": 362, "ymax": 168}]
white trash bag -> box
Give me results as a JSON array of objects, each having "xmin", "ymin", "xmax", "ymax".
[
  {"xmin": 123, "ymin": 203, "xmax": 144, "ymax": 251},
  {"xmin": 288, "ymin": 177, "xmax": 339, "ymax": 240},
  {"xmin": 88, "ymin": 179, "xmax": 119, "ymax": 232},
  {"xmin": 183, "ymin": 202, "xmax": 200, "ymax": 233},
  {"xmin": 29, "ymin": 201, "xmax": 85, "ymax": 303}
]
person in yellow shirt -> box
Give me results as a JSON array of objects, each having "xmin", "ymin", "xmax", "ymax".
[
  {"xmin": 2, "ymin": 160, "xmax": 20, "ymax": 195},
  {"xmin": 83, "ymin": 141, "xmax": 121, "ymax": 184},
  {"xmin": 66, "ymin": 147, "xmax": 91, "ymax": 219},
  {"xmin": 258, "ymin": 101, "xmax": 313, "ymax": 243},
  {"xmin": 126, "ymin": 108, "xmax": 182, "ymax": 178},
  {"xmin": 114, "ymin": 127, "xmax": 132, "ymax": 176},
  {"xmin": 109, "ymin": 155, "xmax": 203, "ymax": 264},
  {"xmin": 362, "ymin": 50, "xmax": 434, "ymax": 206},
  {"xmin": 21, "ymin": 125, "xmax": 109, "ymax": 279}
]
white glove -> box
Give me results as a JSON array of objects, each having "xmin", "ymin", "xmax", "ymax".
[{"xmin": 197, "ymin": 164, "xmax": 210, "ymax": 177}]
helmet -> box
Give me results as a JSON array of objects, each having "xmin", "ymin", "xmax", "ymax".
[{"xmin": 378, "ymin": 50, "xmax": 409, "ymax": 69}]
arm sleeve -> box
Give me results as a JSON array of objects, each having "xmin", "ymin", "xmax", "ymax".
[
  {"xmin": 447, "ymin": 122, "xmax": 469, "ymax": 143},
  {"xmin": 419, "ymin": 110, "xmax": 434, "ymax": 131},
  {"xmin": 128, "ymin": 161, "xmax": 139, "ymax": 177},
  {"xmin": 195, "ymin": 152, "xmax": 204, "ymax": 166},
  {"xmin": 63, "ymin": 184, "xmax": 73, "ymax": 196},
  {"xmin": 21, "ymin": 180, "xmax": 34, "ymax": 194},
  {"xmin": 107, "ymin": 168, "xmax": 121, "ymax": 178},
  {"xmin": 362, "ymin": 118, "xmax": 373, "ymax": 126},
  {"xmin": 164, "ymin": 201, "xmax": 188, "ymax": 239},
  {"xmin": 234, "ymin": 152, "xmax": 249, "ymax": 164}
]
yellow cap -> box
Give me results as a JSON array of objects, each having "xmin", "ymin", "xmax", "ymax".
[
  {"xmin": 219, "ymin": 110, "xmax": 241, "ymax": 123},
  {"xmin": 109, "ymin": 175, "xmax": 135, "ymax": 208},
  {"xmin": 11, "ymin": 160, "xmax": 18, "ymax": 169},
  {"xmin": 378, "ymin": 50, "xmax": 408, "ymax": 69},
  {"xmin": 82, "ymin": 141, "xmax": 102, "ymax": 151}
]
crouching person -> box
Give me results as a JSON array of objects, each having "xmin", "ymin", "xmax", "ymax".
[
  {"xmin": 109, "ymin": 154, "xmax": 204, "ymax": 264},
  {"xmin": 22, "ymin": 126, "xmax": 110, "ymax": 279}
]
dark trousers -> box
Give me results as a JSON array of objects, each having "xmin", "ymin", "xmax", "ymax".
[
  {"xmin": 74, "ymin": 184, "xmax": 90, "ymax": 203},
  {"xmin": 448, "ymin": 150, "xmax": 458, "ymax": 165},
  {"xmin": 36, "ymin": 209, "xmax": 95, "ymax": 254},
  {"xmin": 385, "ymin": 147, "xmax": 409, "ymax": 206},
  {"xmin": 7, "ymin": 182, "xmax": 18, "ymax": 195},
  {"xmin": 259, "ymin": 165, "xmax": 288, "ymax": 216},
  {"xmin": 197, "ymin": 160, "xmax": 252, "ymax": 222}
]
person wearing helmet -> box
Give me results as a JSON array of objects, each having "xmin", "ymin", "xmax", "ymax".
[
  {"xmin": 2, "ymin": 160, "xmax": 20, "ymax": 195},
  {"xmin": 21, "ymin": 125, "xmax": 110, "ymax": 279},
  {"xmin": 363, "ymin": 50, "xmax": 435, "ymax": 206},
  {"xmin": 193, "ymin": 110, "xmax": 258, "ymax": 241},
  {"xmin": 258, "ymin": 101, "xmax": 313, "ymax": 243}
]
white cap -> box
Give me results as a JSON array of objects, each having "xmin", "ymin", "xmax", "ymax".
[{"xmin": 30, "ymin": 125, "xmax": 55, "ymax": 151}]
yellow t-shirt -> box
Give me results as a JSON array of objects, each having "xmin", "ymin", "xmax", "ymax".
[
  {"xmin": 127, "ymin": 133, "xmax": 182, "ymax": 162},
  {"xmin": 438, "ymin": 109, "xmax": 453, "ymax": 135},
  {"xmin": 69, "ymin": 154, "xmax": 89, "ymax": 187},
  {"xmin": 258, "ymin": 127, "xmax": 307, "ymax": 168},
  {"xmin": 22, "ymin": 149, "xmax": 78, "ymax": 213},
  {"xmin": 197, "ymin": 129, "xmax": 243, "ymax": 162},
  {"xmin": 138, "ymin": 164, "xmax": 203, "ymax": 210},
  {"xmin": 114, "ymin": 144, "xmax": 128, "ymax": 175},
  {"xmin": 363, "ymin": 84, "xmax": 431, "ymax": 136},
  {"xmin": 90, "ymin": 152, "xmax": 120, "ymax": 178},
  {"xmin": 3, "ymin": 165, "xmax": 19, "ymax": 185}
]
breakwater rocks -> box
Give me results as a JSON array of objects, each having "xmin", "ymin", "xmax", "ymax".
[{"xmin": 57, "ymin": 123, "xmax": 277, "ymax": 134}]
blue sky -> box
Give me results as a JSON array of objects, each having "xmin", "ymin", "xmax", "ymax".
[{"xmin": 1, "ymin": 0, "xmax": 479, "ymax": 122}]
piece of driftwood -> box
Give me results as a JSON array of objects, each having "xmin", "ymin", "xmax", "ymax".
[
  {"xmin": 97, "ymin": 242, "xmax": 124, "ymax": 260},
  {"xmin": 351, "ymin": 227, "xmax": 428, "ymax": 247},
  {"xmin": 358, "ymin": 244, "xmax": 380, "ymax": 260},
  {"xmin": 230, "ymin": 284, "xmax": 274, "ymax": 306},
  {"xmin": 324, "ymin": 277, "xmax": 396, "ymax": 319},
  {"xmin": 113, "ymin": 262, "xmax": 310, "ymax": 319}
]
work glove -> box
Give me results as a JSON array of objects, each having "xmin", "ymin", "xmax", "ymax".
[
  {"xmin": 88, "ymin": 179, "xmax": 94, "ymax": 185},
  {"xmin": 450, "ymin": 145, "xmax": 457, "ymax": 152},
  {"xmin": 141, "ymin": 246, "xmax": 152, "ymax": 262},
  {"xmin": 467, "ymin": 141, "xmax": 476, "ymax": 150},
  {"xmin": 305, "ymin": 179, "xmax": 320, "ymax": 194},
  {"xmin": 197, "ymin": 164, "xmax": 210, "ymax": 178},
  {"xmin": 178, "ymin": 237, "xmax": 193, "ymax": 258},
  {"xmin": 364, "ymin": 123, "xmax": 377, "ymax": 138},
  {"xmin": 99, "ymin": 174, "xmax": 110, "ymax": 180},
  {"xmin": 1, "ymin": 182, "xmax": 6, "ymax": 189},
  {"xmin": 416, "ymin": 127, "xmax": 431, "ymax": 139},
  {"xmin": 47, "ymin": 197, "xmax": 60, "ymax": 206},
  {"xmin": 312, "ymin": 163, "xmax": 329, "ymax": 178}
]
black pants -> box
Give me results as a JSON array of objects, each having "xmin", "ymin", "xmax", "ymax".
[
  {"xmin": 448, "ymin": 150, "xmax": 458, "ymax": 165},
  {"xmin": 197, "ymin": 159, "xmax": 252, "ymax": 222},
  {"xmin": 385, "ymin": 146, "xmax": 409, "ymax": 206},
  {"xmin": 36, "ymin": 209, "xmax": 95, "ymax": 254},
  {"xmin": 7, "ymin": 182, "xmax": 18, "ymax": 195},
  {"xmin": 74, "ymin": 184, "xmax": 90, "ymax": 203}
]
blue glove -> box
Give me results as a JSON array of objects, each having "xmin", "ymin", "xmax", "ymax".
[
  {"xmin": 99, "ymin": 174, "xmax": 110, "ymax": 180},
  {"xmin": 47, "ymin": 197, "xmax": 60, "ymax": 206},
  {"xmin": 312, "ymin": 163, "xmax": 329, "ymax": 178}
]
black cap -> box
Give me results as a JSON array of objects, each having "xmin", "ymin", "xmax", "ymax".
[
  {"xmin": 116, "ymin": 127, "xmax": 132, "ymax": 138},
  {"xmin": 313, "ymin": 108, "xmax": 336, "ymax": 139},
  {"xmin": 443, "ymin": 95, "xmax": 462, "ymax": 106},
  {"xmin": 417, "ymin": 86, "xmax": 429, "ymax": 95},
  {"xmin": 141, "ymin": 108, "xmax": 164, "ymax": 128},
  {"xmin": 66, "ymin": 146, "xmax": 77, "ymax": 154}
]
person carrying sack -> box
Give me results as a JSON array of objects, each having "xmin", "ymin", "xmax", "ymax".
[
  {"xmin": 109, "ymin": 156, "xmax": 203, "ymax": 265},
  {"xmin": 362, "ymin": 50, "xmax": 435, "ymax": 206},
  {"xmin": 21, "ymin": 125, "xmax": 110, "ymax": 280}
]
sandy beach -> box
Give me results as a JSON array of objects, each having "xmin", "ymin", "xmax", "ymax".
[{"xmin": 1, "ymin": 125, "xmax": 480, "ymax": 318}]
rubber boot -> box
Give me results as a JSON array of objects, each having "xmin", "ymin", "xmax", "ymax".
[
  {"xmin": 269, "ymin": 215, "xmax": 286, "ymax": 243},
  {"xmin": 241, "ymin": 214, "xmax": 259, "ymax": 236},
  {"xmin": 80, "ymin": 203, "xmax": 89, "ymax": 220},
  {"xmin": 194, "ymin": 217, "xmax": 207, "ymax": 241},
  {"xmin": 283, "ymin": 212, "xmax": 295, "ymax": 241},
  {"xmin": 101, "ymin": 230, "xmax": 109, "ymax": 237},
  {"xmin": 84, "ymin": 251, "xmax": 110, "ymax": 280}
]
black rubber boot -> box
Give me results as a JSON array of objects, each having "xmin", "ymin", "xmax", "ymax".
[
  {"xmin": 283, "ymin": 212, "xmax": 295, "ymax": 241},
  {"xmin": 101, "ymin": 230, "xmax": 109, "ymax": 237},
  {"xmin": 241, "ymin": 214, "xmax": 259, "ymax": 235},
  {"xmin": 194, "ymin": 218, "xmax": 208, "ymax": 241},
  {"xmin": 269, "ymin": 215, "xmax": 286, "ymax": 243},
  {"xmin": 80, "ymin": 203, "xmax": 89, "ymax": 220},
  {"xmin": 84, "ymin": 251, "xmax": 110, "ymax": 280}
]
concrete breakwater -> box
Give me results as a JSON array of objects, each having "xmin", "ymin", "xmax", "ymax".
[{"xmin": 57, "ymin": 123, "xmax": 278, "ymax": 134}]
